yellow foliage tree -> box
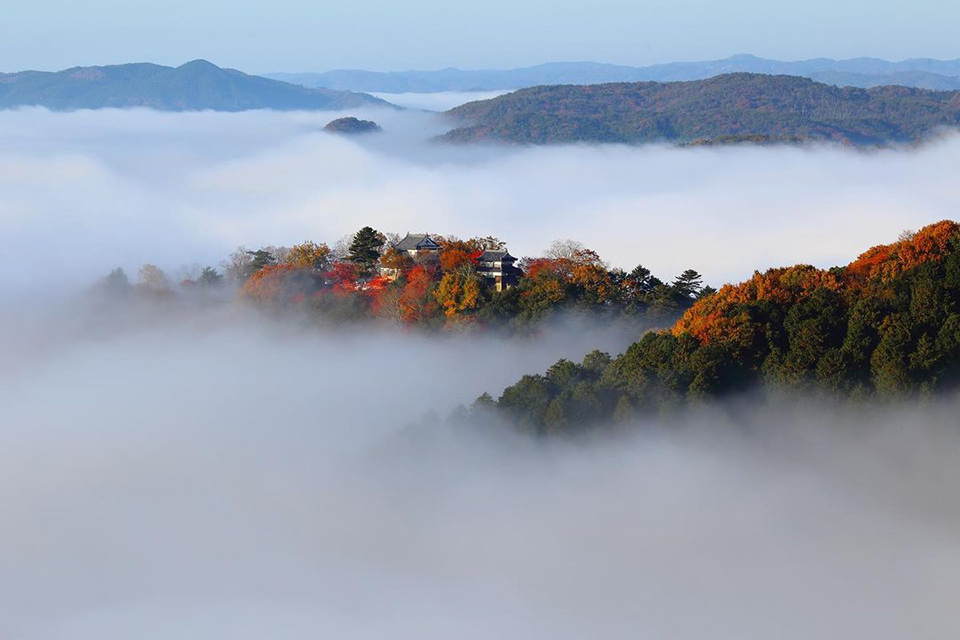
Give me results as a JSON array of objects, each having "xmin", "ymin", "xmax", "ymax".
[
  {"xmin": 285, "ymin": 241, "xmax": 331, "ymax": 271},
  {"xmin": 435, "ymin": 268, "xmax": 483, "ymax": 318}
]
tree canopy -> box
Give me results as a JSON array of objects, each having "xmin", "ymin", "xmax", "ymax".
[
  {"xmin": 487, "ymin": 221, "xmax": 960, "ymax": 434},
  {"xmin": 443, "ymin": 74, "xmax": 960, "ymax": 145}
]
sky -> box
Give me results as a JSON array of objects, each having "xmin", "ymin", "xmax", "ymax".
[{"xmin": 2, "ymin": 0, "xmax": 959, "ymax": 73}]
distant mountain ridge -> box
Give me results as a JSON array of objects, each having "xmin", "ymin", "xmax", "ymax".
[
  {"xmin": 441, "ymin": 73, "xmax": 960, "ymax": 146},
  {"xmin": 0, "ymin": 60, "xmax": 392, "ymax": 111},
  {"xmin": 267, "ymin": 54, "xmax": 960, "ymax": 93}
]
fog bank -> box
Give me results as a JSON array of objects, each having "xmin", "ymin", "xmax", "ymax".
[
  {"xmin": 3, "ymin": 308, "xmax": 960, "ymax": 638},
  {"xmin": 4, "ymin": 106, "xmax": 960, "ymax": 638},
  {"xmin": 2, "ymin": 107, "xmax": 959, "ymax": 296}
]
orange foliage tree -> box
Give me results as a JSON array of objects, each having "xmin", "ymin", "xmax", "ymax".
[
  {"xmin": 520, "ymin": 248, "xmax": 614, "ymax": 305},
  {"xmin": 437, "ymin": 237, "xmax": 482, "ymax": 273},
  {"xmin": 326, "ymin": 261, "xmax": 359, "ymax": 294},
  {"xmin": 672, "ymin": 220, "xmax": 960, "ymax": 346},
  {"xmin": 520, "ymin": 257, "xmax": 559, "ymax": 279},
  {"xmin": 847, "ymin": 220, "xmax": 959, "ymax": 284},
  {"xmin": 672, "ymin": 264, "xmax": 842, "ymax": 344},
  {"xmin": 566, "ymin": 249, "xmax": 615, "ymax": 304},
  {"xmin": 399, "ymin": 265, "xmax": 439, "ymax": 324},
  {"xmin": 239, "ymin": 263, "xmax": 316, "ymax": 304}
]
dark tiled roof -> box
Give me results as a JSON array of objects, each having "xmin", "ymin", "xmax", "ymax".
[
  {"xmin": 477, "ymin": 250, "xmax": 516, "ymax": 262},
  {"xmin": 394, "ymin": 234, "xmax": 440, "ymax": 251}
]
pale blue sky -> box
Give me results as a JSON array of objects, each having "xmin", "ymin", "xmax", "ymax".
[{"xmin": 3, "ymin": 0, "xmax": 959, "ymax": 73}]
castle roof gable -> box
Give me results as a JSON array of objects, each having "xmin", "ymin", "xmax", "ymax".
[{"xmin": 394, "ymin": 233, "xmax": 440, "ymax": 251}]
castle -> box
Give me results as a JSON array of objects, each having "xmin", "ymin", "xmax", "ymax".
[{"xmin": 387, "ymin": 234, "xmax": 521, "ymax": 291}]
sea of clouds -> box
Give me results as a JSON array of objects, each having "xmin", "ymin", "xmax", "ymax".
[
  {"xmin": 4, "ymin": 307, "xmax": 960, "ymax": 639},
  {"xmin": 2, "ymin": 106, "xmax": 959, "ymax": 297},
  {"xmin": 3, "ymin": 106, "xmax": 960, "ymax": 638}
]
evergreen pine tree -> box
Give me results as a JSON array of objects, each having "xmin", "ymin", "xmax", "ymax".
[
  {"xmin": 348, "ymin": 226, "xmax": 386, "ymax": 276},
  {"xmin": 673, "ymin": 269, "xmax": 704, "ymax": 299}
]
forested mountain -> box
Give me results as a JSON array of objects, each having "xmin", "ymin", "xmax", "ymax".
[
  {"xmin": 487, "ymin": 221, "xmax": 960, "ymax": 433},
  {"xmin": 442, "ymin": 74, "xmax": 960, "ymax": 145},
  {"xmin": 267, "ymin": 54, "xmax": 960, "ymax": 93},
  {"xmin": 324, "ymin": 117, "xmax": 383, "ymax": 135},
  {"xmin": 0, "ymin": 60, "xmax": 391, "ymax": 111}
]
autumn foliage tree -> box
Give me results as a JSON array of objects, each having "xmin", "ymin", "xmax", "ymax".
[
  {"xmin": 846, "ymin": 220, "xmax": 959, "ymax": 284},
  {"xmin": 566, "ymin": 249, "xmax": 616, "ymax": 305},
  {"xmin": 136, "ymin": 264, "xmax": 172, "ymax": 295},
  {"xmin": 399, "ymin": 265, "xmax": 440, "ymax": 324},
  {"xmin": 285, "ymin": 241, "xmax": 332, "ymax": 272},
  {"xmin": 435, "ymin": 266, "xmax": 484, "ymax": 320},
  {"xmin": 239, "ymin": 263, "xmax": 322, "ymax": 305},
  {"xmin": 437, "ymin": 237, "xmax": 482, "ymax": 273},
  {"xmin": 380, "ymin": 246, "xmax": 413, "ymax": 274},
  {"xmin": 326, "ymin": 261, "xmax": 359, "ymax": 294}
]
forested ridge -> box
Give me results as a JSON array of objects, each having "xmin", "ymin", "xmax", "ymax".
[
  {"xmin": 485, "ymin": 221, "xmax": 960, "ymax": 433},
  {"xmin": 442, "ymin": 73, "xmax": 960, "ymax": 146}
]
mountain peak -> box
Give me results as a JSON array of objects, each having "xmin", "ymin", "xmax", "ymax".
[{"xmin": 177, "ymin": 59, "xmax": 220, "ymax": 72}]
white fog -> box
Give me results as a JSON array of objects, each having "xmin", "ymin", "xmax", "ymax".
[
  {"xmin": 4, "ymin": 308, "xmax": 960, "ymax": 638},
  {"xmin": 3, "ymin": 105, "xmax": 960, "ymax": 639},
  {"xmin": 2, "ymin": 107, "xmax": 959, "ymax": 295}
]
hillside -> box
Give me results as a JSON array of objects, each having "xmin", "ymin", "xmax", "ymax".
[
  {"xmin": 0, "ymin": 60, "xmax": 391, "ymax": 111},
  {"xmin": 489, "ymin": 221, "xmax": 960, "ymax": 433},
  {"xmin": 267, "ymin": 54, "xmax": 960, "ymax": 93},
  {"xmin": 324, "ymin": 117, "xmax": 382, "ymax": 134},
  {"xmin": 441, "ymin": 74, "xmax": 960, "ymax": 145}
]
